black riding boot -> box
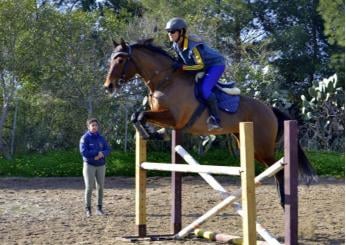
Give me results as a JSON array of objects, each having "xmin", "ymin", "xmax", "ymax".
[{"xmin": 205, "ymin": 93, "xmax": 222, "ymax": 131}]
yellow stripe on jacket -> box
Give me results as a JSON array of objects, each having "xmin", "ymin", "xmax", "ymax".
[{"xmin": 182, "ymin": 47, "xmax": 205, "ymax": 71}]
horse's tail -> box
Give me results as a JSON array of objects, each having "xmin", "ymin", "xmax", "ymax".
[{"xmin": 272, "ymin": 107, "xmax": 318, "ymax": 185}]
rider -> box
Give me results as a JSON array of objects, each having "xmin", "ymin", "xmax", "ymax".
[{"xmin": 165, "ymin": 17, "xmax": 226, "ymax": 131}]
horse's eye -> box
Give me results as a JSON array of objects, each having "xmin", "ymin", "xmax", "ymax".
[{"xmin": 118, "ymin": 59, "xmax": 124, "ymax": 64}]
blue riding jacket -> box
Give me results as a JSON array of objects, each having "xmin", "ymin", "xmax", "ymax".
[
  {"xmin": 172, "ymin": 34, "xmax": 225, "ymax": 71},
  {"xmin": 79, "ymin": 131, "xmax": 111, "ymax": 166}
]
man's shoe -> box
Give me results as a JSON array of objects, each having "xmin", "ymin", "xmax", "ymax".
[
  {"xmin": 85, "ymin": 208, "xmax": 91, "ymax": 217},
  {"xmin": 96, "ymin": 206, "xmax": 105, "ymax": 216}
]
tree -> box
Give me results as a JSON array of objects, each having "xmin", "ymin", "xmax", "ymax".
[
  {"xmin": 0, "ymin": 1, "xmax": 137, "ymax": 154},
  {"xmin": 318, "ymin": 0, "xmax": 345, "ymax": 85},
  {"xmin": 0, "ymin": 0, "xmax": 37, "ymax": 157},
  {"xmin": 18, "ymin": 5, "xmax": 128, "ymax": 152},
  {"xmin": 40, "ymin": 0, "xmax": 144, "ymax": 15},
  {"xmin": 318, "ymin": 0, "xmax": 344, "ymax": 47},
  {"xmin": 252, "ymin": 0, "xmax": 330, "ymax": 102}
]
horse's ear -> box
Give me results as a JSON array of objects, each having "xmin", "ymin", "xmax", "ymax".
[
  {"xmin": 120, "ymin": 38, "xmax": 127, "ymax": 48},
  {"xmin": 112, "ymin": 39, "xmax": 118, "ymax": 47}
]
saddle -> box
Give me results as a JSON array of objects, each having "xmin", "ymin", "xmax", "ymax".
[
  {"xmin": 194, "ymin": 72, "xmax": 240, "ymax": 113},
  {"xmin": 181, "ymin": 74, "xmax": 241, "ymax": 130}
]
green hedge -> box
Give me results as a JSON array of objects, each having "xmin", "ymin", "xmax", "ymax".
[{"xmin": 0, "ymin": 149, "xmax": 344, "ymax": 178}]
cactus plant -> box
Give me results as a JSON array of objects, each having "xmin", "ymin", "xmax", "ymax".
[{"xmin": 300, "ymin": 74, "xmax": 344, "ymax": 151}]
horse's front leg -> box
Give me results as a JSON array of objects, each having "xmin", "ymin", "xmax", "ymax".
[
  {"xmin": 129, "ymin": 110, "xmax": 148, "ymax": 139},
  {"xmin": 132, "ymin": 109, "xmax": 176, "ymax": 140}
]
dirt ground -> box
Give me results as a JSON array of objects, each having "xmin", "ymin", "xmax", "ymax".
[{"xmin": 0, "ymin": 176, "xmax": 344, "ymax": 245}]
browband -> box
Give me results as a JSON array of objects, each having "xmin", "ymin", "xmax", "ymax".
[{"xmin": 111, "ymin": 44, "xmax": 132, "ymax": 59}]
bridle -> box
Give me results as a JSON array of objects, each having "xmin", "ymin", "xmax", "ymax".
[
  {"xmin": 110, "ymin": 44, "xmax": 136, "ymax": 84},
  {"xmin": 110, "ymin": 43, "xmax": 176, "ymax": 91}
]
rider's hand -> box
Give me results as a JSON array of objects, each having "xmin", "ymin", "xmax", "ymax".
[{"xmin": 171, "ymin": 62, "xmax": 183, "ymax": 71}]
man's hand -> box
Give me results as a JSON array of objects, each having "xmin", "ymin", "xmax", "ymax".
[{"xmin": 94, "ymin": 151, "xmax": 104, "ymax": 160}]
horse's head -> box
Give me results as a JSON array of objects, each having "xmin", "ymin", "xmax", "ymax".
[{"xmin": 104, "ymin": 39, "xmax": 137, "ymax": 94}]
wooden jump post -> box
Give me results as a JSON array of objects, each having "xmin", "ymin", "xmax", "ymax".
[
  {"xmin": 135, "ymin": 130, "xmax": 146, "ymax": 236},
  {"xmin": 284, "ymin": 120, "xmax": 298, "ymax": 245},
  {"xmin": 171, "ymin": 130, "xmax": 182, "ymax": 234}
]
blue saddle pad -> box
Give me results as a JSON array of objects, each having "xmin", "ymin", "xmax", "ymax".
[
  {"xmin": 214, "ymin": 88, "xmax": 240, "ymax": 113},
  {"xmin": 194, "ymin": 84, "xmax": 240, "ymax": 113}
]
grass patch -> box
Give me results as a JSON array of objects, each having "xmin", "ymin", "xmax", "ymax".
[
  {"xmin": 0, "ymin": 149, "xmax": 344, "ymax": 178},
  {"xmin": 306, "ymin": 151, "xmax": 344, "ymax": 178}
]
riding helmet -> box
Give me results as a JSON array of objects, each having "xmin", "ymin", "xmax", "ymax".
[{"xmin": 165, "ymin": 17, "xmax": 187, "ymax": 31}]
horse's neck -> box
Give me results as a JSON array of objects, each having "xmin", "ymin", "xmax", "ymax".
[{"xmin": 132, "ymin": 49, "xmax": 172, "ymax": 91}]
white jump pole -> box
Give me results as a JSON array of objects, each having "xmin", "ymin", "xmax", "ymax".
[
  {"xmin": 175, "ymin": 145, "xmax": 229, "ymax": 197},
  {"xmin": 141, "ymin": 162, "xmax": 241, "ymax": 176},
  {"xmin": 175, "ymin": 158, "xmax": 284, "ymax": 239},
  {"xmin": 175, "ymin": 145, "xmax": 282, "ymax": 245}
]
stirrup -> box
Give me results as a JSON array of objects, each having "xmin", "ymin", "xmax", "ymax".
[{"xmin": 206, "ymin": 116, "xmax": 223, "ymax": 131}]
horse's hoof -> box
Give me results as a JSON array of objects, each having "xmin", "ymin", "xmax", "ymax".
[
  {"xmin": 140, "ymin": 131, "xmax": 150, "ymax": 140},
  {"xmin": 130, "ymin": 112, "xmax": 139, "ymax": 123},
  {"xmin": 137, "ymin": 111, "xmax": 145, "ymax": 122},
  {"xmin": 141, "ymin": 134, "xmax": 150, "ymax": 140},
  {"xmin": 149, "ymin": 132, "xmax": 164, "ymax": 141},
  {"xmin": 156, "ymin": 128, "xmax": 170, "ymax": 141},
  {"xmin": 133, "ymin": 122, "xmax": 150, "ymax": 140}
]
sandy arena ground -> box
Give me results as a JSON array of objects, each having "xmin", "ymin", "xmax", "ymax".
[{"xmin": 0, "ymin": 176, "xmax": 344, "ymax": 245}]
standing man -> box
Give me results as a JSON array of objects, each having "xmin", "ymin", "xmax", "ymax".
[{"xmin": 79, "ymin": 118, "xmax": 111, "ymax": 217}]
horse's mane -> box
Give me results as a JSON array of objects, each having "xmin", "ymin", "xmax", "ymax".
[{"xmin": 131, "ymin": 38, "xmax": 176, "ymax": 61}]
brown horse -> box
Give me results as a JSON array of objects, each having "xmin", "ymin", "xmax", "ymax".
[{"xmin": 104, "ymin": 38, "xmax": 316, "ymax": 207}]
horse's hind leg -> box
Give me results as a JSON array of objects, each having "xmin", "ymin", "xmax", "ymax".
[
  {"xmin": 274, "ymin": 170, "xmax": 285, "ymax": 208},
  {"xmin": 252, "ymin": 117, "xmax": 284, "ymax": 207},
  {"xmin": 258, "ymin": 157, "xmax": 285, "ymax": 208},
  {"xmin": 255, "ymin": 153, "xmax": 285, "ymax": 208}
]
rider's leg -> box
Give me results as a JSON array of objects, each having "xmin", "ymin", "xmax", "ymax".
[
  {"xmin": 205, "ymin": 93, "xmax": 222, "ymax": 131},
  {"xmin": 199, "ymin": 65, "xmax": 225, "ymax": 131}
]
